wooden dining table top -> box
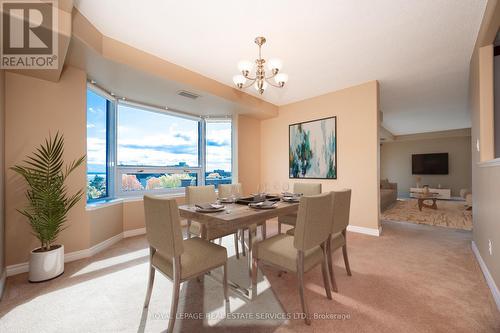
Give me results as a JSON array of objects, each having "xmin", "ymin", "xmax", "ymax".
[{"xmin": 178, "ymin": 200, "xmax": 299, "ymax": 239}]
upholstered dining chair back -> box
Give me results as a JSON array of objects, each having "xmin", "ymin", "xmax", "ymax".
[
  {"xmin": 331, "ymin": 189, "xmax": 352, "ymax": 235},
  {"xmin": 293, "ymin": 183, "xmax": 322, "ymax": 196},
  {"xmin": 186, "ymin": 185, "xmax": 217, "ymax": 205},
  {"xmin": 218, "ymin": 183, "xmax": 243, "ymax": 199},
  {"xmin": 293, "ymin": 192, "xmax": 334, "ymax": 251},
  {"xmin": 143, "ymin": 195, "xmax": 184, "ymax": 258}
]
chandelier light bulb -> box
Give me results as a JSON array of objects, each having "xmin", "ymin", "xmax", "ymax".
[
  {"xmin": 233, "ymin": 75, "xmax": 246, "ymax": 88},
  {"xmin": 267, "ymin": 58, "xmax": 283, "ymax": 73},
  {"xmin": 238, "ymin": 60, "xmax": 253, "ymax": 76},
  {"xmin": 274, "ymin": 73, "xmax": 289, "ymax": 87}
]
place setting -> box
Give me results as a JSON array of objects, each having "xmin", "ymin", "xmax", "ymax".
[{"xmin": 194, "ymin": 202, "xmax": 226, "ymax": 213}]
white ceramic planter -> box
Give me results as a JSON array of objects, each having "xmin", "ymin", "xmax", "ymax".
[{"xmin": 29, "ymin": 244, "xmax": 64, "ymax": 282}]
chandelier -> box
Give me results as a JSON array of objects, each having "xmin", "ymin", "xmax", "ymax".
[{"xmin": 232, "ymin": 36, "xmax": 288, "ymax": 94}]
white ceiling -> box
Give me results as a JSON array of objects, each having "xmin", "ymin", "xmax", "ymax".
[{"xmin": 75, "ymin": 0, "xmax": 486, "ymax": 135}]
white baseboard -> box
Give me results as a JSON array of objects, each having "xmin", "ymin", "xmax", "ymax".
[
  {"xmin": 347, "ymin": 225, "xmax": 381, "ymax": 237},
  {"xmin": 471, "ymin": 241, "xmax": 500, "ymax": 311},
  {"xmin": 6, "ymin": 232, "xmax": 124, "ymax": 277},
  {"xmin": 0, "ymin": 269, "xmax": 6, "ymax": 299},
  {"xmin": 6, "ymin": 262, "xmax": 29, "ymax": 277},
  {"xmin": 123, "ymin": 227, "xmax": 146, "ymax": 238}
]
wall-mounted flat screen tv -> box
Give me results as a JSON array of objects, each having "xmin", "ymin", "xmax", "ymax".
[{"xmin": 412, "ymin": 153, "xmax": 448, "ymax": 175}]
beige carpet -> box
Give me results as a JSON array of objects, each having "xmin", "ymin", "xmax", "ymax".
[
  {"xmin": 0, "ymin": 220, "xmax": 498, "ymax": 332},
  {"xmin": 382, "ymin": 199, "xmax": 473, "ymax": 230}
]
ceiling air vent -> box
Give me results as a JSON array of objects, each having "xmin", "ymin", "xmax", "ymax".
[{"xmin": 177, "ymin": 90, "xmax": 200, "ymax": 100}]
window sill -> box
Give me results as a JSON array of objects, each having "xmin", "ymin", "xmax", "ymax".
[
  {"xmin": 477, "ymin": 158, "xmax": 500, "ymax": 168},
  {"xmin": 85, "ymin": 192, "xmax": 186, "ymax": 211}
]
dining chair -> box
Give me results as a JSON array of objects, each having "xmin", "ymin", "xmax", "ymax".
[
  {"xmin": 252, "ymin": 192, "xmax": 334, "ymax": 325},
  {"xmin": 218, "ymin": 183, "xmax": 242, "ymax": 199},
  {"xmin": 277, "ymin": 183, "xmax": 322, "ymax": 234},
  {"xmin": 327, "ymin": 189, "xmax": 352, "ymax": 292},
  {"xmin": 186, "ymin": 185, "xmax": 242, "ymax": 258},
  {"xmin": 143, "ymin": 195, "xmax": 228, "ymax": 333}
]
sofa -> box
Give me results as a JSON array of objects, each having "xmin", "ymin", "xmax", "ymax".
[{"xmin": 380, "ymin": 179, "xmax": 397, "ymax": 211}]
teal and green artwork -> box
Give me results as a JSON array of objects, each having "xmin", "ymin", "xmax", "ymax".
[{"xmin": 289, "ymin": 116, "xmax": 337, "ymax": 179}]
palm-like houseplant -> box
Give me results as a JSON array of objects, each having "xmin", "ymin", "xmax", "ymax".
[{"xmin": 12, "ymin": 132, "xmax": 85, "ymax": 282}]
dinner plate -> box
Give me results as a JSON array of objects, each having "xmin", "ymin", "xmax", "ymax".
[
  {"xmin": 282, "ymin": 197, "xmax": 300, "ymax": 203},
  {"xmin": 195, "ymin": 207, "xmax": 225, "ymax": 213},
  {"xmin": 219, "ymin": 198, "xmax": 234, "ymax": 203}
]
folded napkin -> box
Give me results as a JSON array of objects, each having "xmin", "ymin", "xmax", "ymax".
[
  {"xmin": 195, "ymin": 203, "xmax": 223, "ymax": 210},
  {"xmin": 250, "ymin": 200, "xmax": 277, "ymax": 208}
]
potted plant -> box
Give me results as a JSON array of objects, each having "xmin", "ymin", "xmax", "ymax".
[{"xmin": 11, "ymin": 133, "xmax": 85, "ymax": 282}]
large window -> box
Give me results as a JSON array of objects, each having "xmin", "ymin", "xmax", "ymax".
[
  {"xmin": 117, "ymin": 104, "xmax": 199, "ymax": 167},
  {"xmin": 115, "ymin": 103, "xmax": 202, "ymax": 196},
  {"xmin": 86, "ymin": 89, "xmax": 110, "ymax": 201},
  {"xmin": 86, "ymin": 84, "xmax": 233, "ymax": 201},
  {"xmin": 205, "ymin": 120, "xmax": 232, "ymax": 188}
]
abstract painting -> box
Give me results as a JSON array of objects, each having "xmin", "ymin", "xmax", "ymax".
[{"xmin": 289, "ymin": 116, "xmax": 337, "ymax": 179}]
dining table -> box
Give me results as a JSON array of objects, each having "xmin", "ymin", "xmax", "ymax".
[{"xmin": 178, "ymin": 198, "xmax": 299, "ymax": 299}]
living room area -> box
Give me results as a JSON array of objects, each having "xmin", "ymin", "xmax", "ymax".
[{"xmin": 379, "ymin": 127, "xmax": 473, "ymax": 231}]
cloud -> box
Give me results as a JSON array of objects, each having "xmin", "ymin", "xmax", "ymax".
[
  {"xmin": 207, "ymin": 139, "xmax": 230, "ymax": 147},
  {"xmin": 119, "ymin": 143, "xmax": 198, "ymax": 155},
  {"xmin": 174, "ymin": 133, "xmax": 192, "ymax": 142},
  {"xmin": 87, "ymin": 123, "xmax": 95, "ymax": 129}
]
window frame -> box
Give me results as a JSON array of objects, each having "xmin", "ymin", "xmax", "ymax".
[
  {"xmin": 205, "ymin": 118, "xmax": 233, "ymax": 188},
  {"xmin": 86, "ymin": 82, "xmax": 234, "ymax": 200},
  {"xmin": 86, "ymin": 84, "xmax": 116, "ymax": 202}
]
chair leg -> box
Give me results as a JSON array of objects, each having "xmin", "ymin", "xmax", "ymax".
[
  {"xmin": 168, "ymin": 257, "xmax": 181, "ymax": 333},
  {"xmin": 143, "ymin": 264, "xmax": 155, "ymax": 308},
  {"xmin": 278, "ymin": 221, "xmax": 282, "ymax": 234},
  {"xmin": 327, "ymin": 237, "xmax": 338, "ymax": 292},
  {"xmin": 297, "ymin": 251, "xmax": 311, "ymax": 325},
  {"xmin": 320, "ymin": 243, "xmax": 333, "ymax": 300},
  {"xmin": 342, "ymin": 230, "xmax": 352, "ymax": 276},
  {"xmin": 234, "ymin": 233, "xmax": 240, "ymax": 259},
  {"xmin": 261, "ymin": 221, "xmax": 267, "ymax": 240},
  {"xmin": 223, "ymin": 263, "xmax": 229, "ymax": 302},
  {"xmin": 218, "ymin": 237, "xmax": 223, "ymax": 245}
]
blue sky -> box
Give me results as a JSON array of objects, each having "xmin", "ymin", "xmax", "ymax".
[{"xmin": 86, "ymin": 90, "xmax": 231, "ymax": 173}]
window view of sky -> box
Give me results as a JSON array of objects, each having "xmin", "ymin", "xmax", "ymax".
[
  {"xmin": 206, "ymin": 121, "xmax": 232, "ymax": 172},
  {"xmin": 87, "ymin": 89, "xmax": 107, "ymax": 174},
  {"xmin": 117, "ymin": 104, "xmax": 199, "ymax": 167}
]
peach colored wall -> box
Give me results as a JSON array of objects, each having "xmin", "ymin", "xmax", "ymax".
[
  {"xmin": 469, "ymin": 0, "xmax": 500, "ymax": 291},
  {"xmin": 0, "ymin": 70, "xmax": 5, "ymax": 282},
  {"xmin": 5, "ymin": 67, "xmax": 90, "ymax": 266},
  {"xmin": 88, "ymin": 204, "xmax": 122, "ymax": 247},
  {"xmin": 261, "ymin": 81, "xmax": 380, "ymax": 231},
  {"xmin": 238, "ymin": 115, "xmax": 261, "ymax": 195}
]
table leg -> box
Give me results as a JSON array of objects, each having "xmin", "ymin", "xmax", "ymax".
[
  {"xmin": 431, "ymin": 198, "xmax": 437, "ymax": 209},
  {"xmin": 247, "ymin": 226, "xmax": 255, "ymax": 277}
]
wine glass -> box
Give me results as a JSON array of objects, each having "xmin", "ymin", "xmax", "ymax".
[
  {"xmin": 282, "ymin": 182, "xmax": 290, "ymax": 194},
  {"xmin": 273, "ymin": 181, "xmax": 280, "ymax": 194}
]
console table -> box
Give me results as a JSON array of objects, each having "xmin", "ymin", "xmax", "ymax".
[{"xmin": 410, "ymin": 187, "xmax": 451, "ymax": 199}]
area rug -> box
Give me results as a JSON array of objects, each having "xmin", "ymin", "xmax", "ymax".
[{"xmin": 381, "ymin": 199, "xmax": 472, "ymax": 230}]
